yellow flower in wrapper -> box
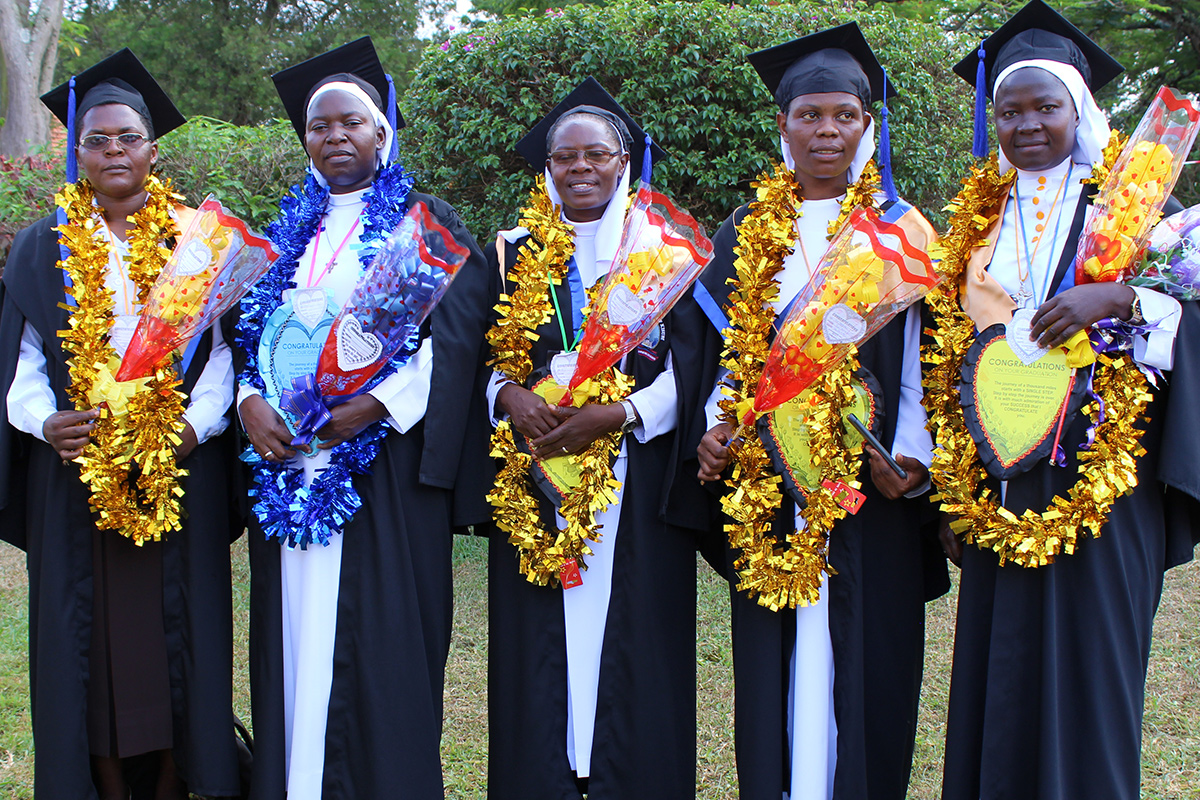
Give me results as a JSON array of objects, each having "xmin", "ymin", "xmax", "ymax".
[
  {"xmin": 485, "ymin": 179, "xmax": 635, "ymax": 587},
  {"xmin": 1078, "ymin": 94, "xmax": 1197, "ymax": 285},
  {"xmin": 156, "ymin": 274, "xmax": 214, "ymax": 325},
  {"xmin": 56, "ymin": 176, "xmax": 189, "ymax": 545},
  {"xmin": 804, "ymin": 332, "xmax": 833, "ymax": 361},
  {"xmin": 923, "ymin": 151, "xmax": 1152, "ymax": 567}
]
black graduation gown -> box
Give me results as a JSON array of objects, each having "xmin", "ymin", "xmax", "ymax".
[
  {"xmin": 483, "ymin": 233, "xmax": 707, "ymax": 799},
  {"xmin": 0, "ymin": 213, "xmax": 244, "ymax": 799},
  {"xmin": 941, "ymin": 190, "xmax": 1200, "ymax": 800},
  {"xmin": 677, "ymin": 202, "xmax": 949, "ymax": 800},
  {"xmin": 240, "ymin": 191, "xmax": 494, "ymax": 800}
]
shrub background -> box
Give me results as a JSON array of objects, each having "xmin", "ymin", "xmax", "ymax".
[
  {"xmin": 400, "ymin": 0, "xmax": 975, "ymax": 239},
  {"xmin": 2, "ymin": 0, "xmax": 974, "ymax": 269}
]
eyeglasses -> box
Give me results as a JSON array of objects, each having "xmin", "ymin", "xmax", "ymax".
[
  {"xmin": 78, "ymin": 133, "xmax": 150, "ymax": 151},
  {"xmin": 548, "ymin": 149, "xmax": 622, "ymax": 166}
]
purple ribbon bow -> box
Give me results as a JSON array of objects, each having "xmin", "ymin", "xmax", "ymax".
[{"xmin": 281, "ymin": 374, "xmax": 333, "ymax": 447}]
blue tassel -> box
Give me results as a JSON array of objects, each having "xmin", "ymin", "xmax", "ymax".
[
  {"xmin": 878, "ymin": 69, "xmax": 898, "ymax": 203},
  {"xmin": 973, "ymin": 45, "xmax": 989, "ymax": 159},
  {"xmin": 640, "ymin": 133, "xmax": 653, "ymax": 185},
  {"xmin": 66, "ymin": 76, "xmax": 78, "ymax": 184},
  {"xmin": 385, "ymin": 73, "xmax": 399, "ymax": 164}
]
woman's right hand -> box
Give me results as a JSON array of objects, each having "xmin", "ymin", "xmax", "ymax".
[
  {"xmin": 43, "ymin": 409, "xmax": 99, "ymax": 461},
  {"xmin": 240, "ymin": 394, "xmax": 301, "ymax": 461},
  {"xmin": 497, "ymin": 383, "xmax": 561, "ymax": 440},
  {"xmin": 697, "ymin": 422, "xmax": 734, "ymax": 483}
]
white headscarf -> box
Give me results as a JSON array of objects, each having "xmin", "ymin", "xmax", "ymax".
[
  {"xmin": 542, "ymin": 163, "xmax": 631, "ymax": 272},
  {"xmin": 779, "ymin": 117, "xmax": 877, "ymax": 187},
  {"xmin": 993, "ymin": 59, "xmax": 1110, "ymax": 174},
  {"xmin": 501, "ymin": 163, "xmax": 632, "ymax": 279},
  {"xmin": 304, "ymin": 80, "xmax": 395, "ymax": 185}
]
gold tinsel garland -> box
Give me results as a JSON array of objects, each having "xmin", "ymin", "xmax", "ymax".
[
  {"xmin": 718, "ymin": 162, "xmax": 879, "ymax": 610},
  {"xmin": 922, "ymin": 146, "xmax": 1153, "ymax": 567},
  {"xmin": 56, "ymin": 176, "xmax": 189, "ymax": 545},
  {"xmin": 486, "ymin": 178, "xmax": 634, "ymax": 586}
]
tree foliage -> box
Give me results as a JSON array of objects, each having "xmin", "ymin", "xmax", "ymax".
[
  {"xmin": 401, "ymin": 0, "xmax": 973, "ymax": 239},
  {"xmin": 57, "ymin": 0, "xmax": 426, "ymax": 124}
]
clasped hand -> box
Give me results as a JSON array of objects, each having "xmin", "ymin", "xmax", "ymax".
[
  {"xmin": 43, "ymin": 408, "xmax": 197, "ymax": 462},
  {"xmin": 240, "ymin": 393, "xmax": 387, "ymax": 461},
  {"xmin": 496, "ymin": 383, "xmax": 625, "ymax": 459}
]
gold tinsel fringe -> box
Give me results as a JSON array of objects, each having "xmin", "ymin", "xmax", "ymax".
[
  {"xmin": 922, "ymin": 150, "xmax": 1151, "ymax": 567},
  {"xmin": 718, "ymin": 162, "xmax": 876, "ymax": 610},
  {"xmin": 56, "ymin": 177, "xmax": 188, "ymax": 544}
]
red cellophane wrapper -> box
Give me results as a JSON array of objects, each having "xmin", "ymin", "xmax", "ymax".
[
  {"xmin": 313, "ymin": 201, "xmax": 468, "ymax": 400},
  {"xmin": 752, "ymin": 207, "xmax": 940, "ymax": 418},
  {"xmin": 563, "ymin": 184, "xmax": 714, "ymax": 401},
  {"xmin": 116, "ymin": 195, "xmax": 278, "ymax": 381},
  {"xmin": 1074, "ymin": 86, "xmax": 1200, "ymax": 285}
]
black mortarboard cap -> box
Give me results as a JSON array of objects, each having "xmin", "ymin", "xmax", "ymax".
[
  {"xmin": 748, "ymin": 22, "xmax": 896, "ymax": 112},
  {"xmin": 951, "ymin": 0, "xmax": 1123, "ymax": 94},
  {"xmin": 272, "ymin": 36, "xmax": 405, "ymax": 148},
  {"xmin": 42, "ymin": 48, "xmax": 184, "ymax": 183},
  {"xmin": 952, "ymin": 0, "xmax": 1124, "ymax": 157},
  {"xmin": 42, "ymin": 48, "xmax": 185, "ymax": 141},
  {"xmin": 748, "ymin": 23, "xmax": 899, "ymax": 201},
  {"xmin": 513, "ymin": 77, "xmax": 667, "ymax": 172}
]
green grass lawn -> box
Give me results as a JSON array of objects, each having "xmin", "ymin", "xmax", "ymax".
[{"xmin": 2, "ymin": 536, "xmax": 1198, "ymax": 799}]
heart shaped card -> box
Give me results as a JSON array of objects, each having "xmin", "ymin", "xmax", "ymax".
[
  {"xmin": 960, "ymin": 323, "xmax": 1087, "ymax": 480},
  {"xmin": 758, "ymin": 368, "xmax": 883, "ymax": 507}
]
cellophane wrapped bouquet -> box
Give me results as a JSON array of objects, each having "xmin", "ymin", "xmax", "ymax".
[
  {"xmin": 1074, "ymin": 86, "xmax": 1200, "ymax": 285},
  {"xmin": 116, "ymin": 195, "xmax": 277, "ymax": 381},
  {"xmin": 1128, "ymin": 204, "xmax": 1200, "ymax": 300},
  {"xmin": 751, "ymin": 207, "xmax": 940, "ymax": 419},
  {"xmin": 558, "ymin": 183, "xmax": 714, "ymax": 402},
  {"xmin": 283, "ymin": 201, "xmax": 469, "ymax": 444}
]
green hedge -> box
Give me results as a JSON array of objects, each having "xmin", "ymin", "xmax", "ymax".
[
  {"xmin": 3, "ymin": 1, "xmax": 973, "ymax": 270},
  {"xmin": 156, "ymin": 116, "xmax": 306, "ymax": 229},
  {"xmin": 399, "ymin": 0, "xmax": 974, "ymax": 240}
]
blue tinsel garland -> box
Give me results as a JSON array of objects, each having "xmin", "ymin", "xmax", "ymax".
[{"xmin": 235, "ymin": 163, "xmax": 415, "ymax": 549}]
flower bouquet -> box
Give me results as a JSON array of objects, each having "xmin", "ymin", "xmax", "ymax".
[
  {"xmin": 553, "ymin": 183, "xmax": 714, "ymax": 405},
  {"xmin": 115, "ymin": 195, "xmax": 277, "ymax": 381},
  {"xmin": 1074, "ymin": 86, "xmax": 1200, "ymax": 285},
  {"xmin": 748, "ymin": 207, "xmax": 940, "ymax": 423},
  {"xmin": 1128, "ymin": 204, "xmax": 1200, "ymax": 300},
  {"xmin": 282, "ymin": 201, "xmax": 469, "ymax": 445}
]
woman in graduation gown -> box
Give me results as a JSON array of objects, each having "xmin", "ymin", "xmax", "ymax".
[
  {"xmin": 686, "ymin": 24, "xmax": 948, "ymax": 800},
  {"xmin": 483, "ymin": 78, "xmax": 706, "ymax": 799},
  {"xmin": 233, "ymin": 37, "xmax": 491, "ymax": 799},
  {"xmin": 0, "ymin": 50, "xmax": 242, "ymax": 799},
  {"xmin": 930, "ymin": 2, "xmax": 1200, "ymax": 798}
]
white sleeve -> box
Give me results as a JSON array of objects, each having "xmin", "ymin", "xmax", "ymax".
[
  {"xmin": 703, "ymin": 366, "xmax": 732, "ymax": 432},
  {"xmin": 180, "ymin": 323, "xmax": 234, "ymax": 444},
  {"xmin": 366, "ymin": 336, "xmax": 434, "ymax": 434},
  {"xmin": 626, "ymin": 352, "xmax": 678, "ymax": 443},
  {"xmin": 486, "ymin": 369, "xmax": 513, "ymax": 427},
  {"xmin": 890, "ymin": 306, "xmax": 933, "ymax": 498},
  {"xmin": 6, "ymin": 321, "xmax": 59, "ymax": 442},
  {"xmin": 1131, "ymin": 286, "xmax": 1182, "ymax": 372}
]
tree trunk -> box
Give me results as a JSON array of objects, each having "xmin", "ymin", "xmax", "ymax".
[{"xmin": 0, "ymin": 0, "xmax": 66, "ymax": 157}]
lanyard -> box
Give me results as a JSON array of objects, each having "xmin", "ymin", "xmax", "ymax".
[
  {"xmin": 550, "ymin": 256, "xmax": 588, "ymax": 352},
  {"xmin": 306, "ymin": 217, "xmax": 361, "ymax": 288}
]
